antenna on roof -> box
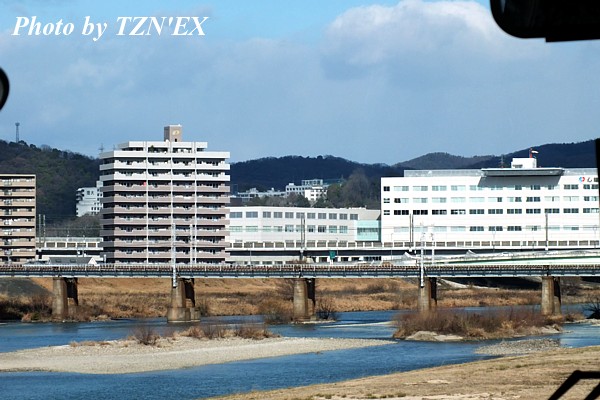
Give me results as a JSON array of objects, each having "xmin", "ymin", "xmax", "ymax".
[{"xmin": 15, "ymin": 122, "xmax": 19, "ymax": 142}]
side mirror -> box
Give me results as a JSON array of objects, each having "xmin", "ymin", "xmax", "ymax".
[
  {"xmin": 490, "ymin": 0, "xmax": 600, "ymax": 42},
  {"xmin": 0, "ymin": 68, "xmax": 8, "ymax": 111}
]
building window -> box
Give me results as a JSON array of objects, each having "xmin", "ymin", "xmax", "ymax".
[
  {"xmin": 530, "ymin": 185, "xmax": 541, "ymax": 190},
  {"xmin": 488, "ymin": 209, "xmax": 503, "ymax": 214},
  {"xmin": 383, "ymin": 210, "xmax": 390, "ymax": 216},
  {"xmin": 329, "ymin": 213, "xmax": 337, "ymax": 220},
  {"xmin": 246, "ymin": 226, "xmax": 258, "ymax": 232},
  {"xmin": 307, "ymin": 225, "xmax": 315, "ymax": 233},
  {"xmin": 432, "ymin": 210, "xmax": 447, "ymax": 215},
  {"xmin": 395, "ymin": 198, "xmax": 409, "ymax": 203},
  {"xmin": 451, "ymin": 197, "xmax": 466, "ymax": 203},
  {"xmin": 545, "ymin": 196, "xmax": 559, "ymax": 202},
  {"xmin": 394, "ymin": 210, "xmax": 409, "ymax": 215},
  {"xmin": 526, "ymin": 208, "xmax": 541, "ymax": 214},
  {"xmin": 394, "ymin": 186, "xmax": 409, "ymax": 191},
  {"xmin": 318, "ymin": 213, "xmax": 326, "ymax": 219},
  {"xmin": 584, "ymin": 208, "xmax": 600, "ymax": 213},
  {"xmin": 488, "ymin": 226, "xmax": 503, "ymax": 231},
  {"xmin": 413, "ymin": 210, "xmax": 428, "ymax": 215},
  {"xmin": 328, "ymin": 226, "xmax": 338, "ymax": 233},
  {"xmin": 432, "ymin": 185, "xmax": 447, "ymax": 191},
  {"xmin": 230, "ymin": 212, "xmax": 242, "ymax": 218},
  {"xmin": 469, "ymin": 226, "xmax": 484, "ymax": 232},
  {"xmin": 412, "ymin": 186, "xmax": 428, "ymax": 191},
  {"xmin": 544, "ymin": 208, "xmax": 560, "ymax": 214},
  {"xmin": 563, "ymin": 196, "xmax": 579, "ymax": 202},
  {"xmin": 451, "ymin": 226, "xmax": 466, "ymax": 232},
  {"xmin": 318, "ymin": 225, "xmax": 326, "ymax": 233},
  {"xmin": 285, "ymin": 212, "xmax": 294, "ymax": 218},
  {"xmin": 350, "ymin": 214, "xmax": 358, "ymax": 220},
  {"xmin": 507, "ymin": 209, "xmax": 522, "ymax": 214},
  {"xmin": 469, "ymin": 197, "xmax": 485, "ymax": 203},
  {"xmin": 432, "ymin": 197, "xmax": 447, "ymax": 203},
  {"xmin": 246, "ymin": 211, "xmax": 258, "ymax": 218},
  {"xmin": 383, "ymin": 186, "xmax": 390, "ymax": 192},
  {"xmin": 229, "ymin": 226, "xmax": 242, "ymax": 232},
  {"xmin": 383, "ymin": 198, "xmax": 390, "ymax": 204},
  {"xmin": 413, "ymin": 198, "xmax": 428, "ymax": 204},
  {"xmin": 507, "ymin": 226, "xmax": 522, "ymax": 231},
  {"xmin": 339, "ymin": 214, "xmax": 348, "ymax": 220},
  {"xmin": 564, "ymin": 184, "xmax": 579, "ymax": 190},
  {"xmin": 451, "ymin": 209, "xmax": 466, "ymax": 215},
  {"xmin": 262, "ymin": 211, "xmax": 271, "ymax": 218},
  {"xmin": 526, "ymin": 197, "xmax": 540, "ymax": 202},
  {"xmin": 285, "ymin": 225, "xmax": 294, "ymax": 232},
  {"xmin": 469, "ymin": 209, "xmax": 485, "ymax": 215},
  {"xmin": 339, "ymin": 226, "xmax": 348, "ymax": 234},
  {"xmin": 274, "ymin": 212, "xmax": 283, "ymax": 218},
  {"xmin": 296, "ymin": 212, "xmax": 305, "ymax": 219},
  {"xmin": 451, "ymin": 185, "xmax": 466, "ymax": 191},
  {"xmin": 563, "ymin": 208, "xmax": 579, "ymax": 214},
  {"xmin": 307, "ymin": 212, "xmax": 316, "ymax": 219}
]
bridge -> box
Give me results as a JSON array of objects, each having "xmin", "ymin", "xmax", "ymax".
[{"xmin": 2, "ymin": 249, "xmax": 600, "ymax": 322}]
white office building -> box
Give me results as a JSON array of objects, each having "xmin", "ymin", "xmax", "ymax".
[
  {"xmin": 381, "ymin": 156, "xmax": 599, "ymax": 250},
  {"xmin": 76, "ymin": 181, "xmax": 103, "ymax": 217},
  {"xmin": 229, "ymin": 206, "xmax": 380, "ymax": 245},
  {"xmin": 99, "ymin": 125, "xmax": 230, "ymax": 264}
]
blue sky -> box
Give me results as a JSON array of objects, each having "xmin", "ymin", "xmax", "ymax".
[{"xmin": 0, "ymin": 0, "xmax": 598, "ymax": 164}]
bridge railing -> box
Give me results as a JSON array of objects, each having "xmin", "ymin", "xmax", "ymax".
[{"xmin": 1, "ymin": 262, "xmax": 600, "ymax": 278}]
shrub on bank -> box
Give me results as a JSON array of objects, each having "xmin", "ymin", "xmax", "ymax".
[{"xmin": 393, "ymin": 308, "xmax": 562, "ymax": 340}]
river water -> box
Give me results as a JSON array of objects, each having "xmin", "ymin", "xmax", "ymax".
[{"xmin": 0, "ymin": 308, "xmax": 599, "ymax": 400}]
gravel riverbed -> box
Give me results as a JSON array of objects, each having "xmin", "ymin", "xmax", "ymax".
[{"xmin": 0, "ymin": 336, "xmax": 395, "ymax": 374}]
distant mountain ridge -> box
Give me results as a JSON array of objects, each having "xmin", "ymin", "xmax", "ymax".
[
  {"xmin": 0, "ymin": 138, "xmax": 596, "ymax": 222},
  {"xmin": 396, "ymin": 152, "xmax": 495, "ymax": 170}
]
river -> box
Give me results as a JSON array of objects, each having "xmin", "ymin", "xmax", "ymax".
[{"xmin": 0, "ymin": 307, "xmax": 599, "ymax": 400}]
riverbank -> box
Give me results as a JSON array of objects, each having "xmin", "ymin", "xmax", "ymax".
[
  {"xmin": 210, "ymin": 343, "xmax": 600, "ymax": 400},
  {"xmin": 0, "ymin": 336, "xmax": 395, "ymax": 374}
]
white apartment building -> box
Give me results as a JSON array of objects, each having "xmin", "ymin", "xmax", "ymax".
[
  {"xmin": 381, "ymin": 157, "xmax": 600, "ymax": 250},
  {"xmin": 99, "ymin": 125, "xmax": 230, "ymax": 264},
  {"xmin": 76, "ymin": 180, "xmax": 103, "ymax": 217}
]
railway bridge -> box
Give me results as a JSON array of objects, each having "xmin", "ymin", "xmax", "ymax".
[{"xmin": 2, "ymin": 250, "xmax": 600, "ymax": 322}]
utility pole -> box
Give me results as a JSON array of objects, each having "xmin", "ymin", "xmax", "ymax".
[{"xmin": 15, "ymin": 122, "xmax": 19, "ymax": 142}]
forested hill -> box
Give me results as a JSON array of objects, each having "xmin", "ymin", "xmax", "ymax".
[
  {"xmin": 0, "ymin": 138, "xmax": 596, "ymax": 223},
  {"xmin": 230, "ymin": 155, "xmax": 403, "ymax": 192},
  {"xmin": 0, "ymin": 140, "xmax": 100, "ymax": 223}
]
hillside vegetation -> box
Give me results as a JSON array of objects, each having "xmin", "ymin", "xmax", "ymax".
[
  {"xmin": 0, "ymin": 140, "xmax": 99, "ymax": 224},
  {"xmin": 0, "ymin": 138, "xmax": 595, "ymax": 223}
]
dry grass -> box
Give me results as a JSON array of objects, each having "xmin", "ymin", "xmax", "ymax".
[
  {"xmin": 393, "ymin": 307, "xmax": 562, "ymax": 340},
  {"xmin": 7, "ymin": 277, "xmax": 599, "ymax": 322},
  {"xmin": 177, "ymin": 323, "xmax": 278, "ymax": 340}
]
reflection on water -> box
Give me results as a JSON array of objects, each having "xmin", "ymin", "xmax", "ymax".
[{"xmin": 0, "ymin": 307, "xmax": 599, "ymax": 400}]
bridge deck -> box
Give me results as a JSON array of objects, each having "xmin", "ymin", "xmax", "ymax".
[{"xmin": 1, "ymin": 262, "xmax": 600, "ymax": 279}]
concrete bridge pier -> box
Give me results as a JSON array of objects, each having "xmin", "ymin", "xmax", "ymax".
[
  {"xmin": 52, "ymin": 277, "xmax": 78, "ymax": 319},
  {"xmin": 167, "ymin": 278, "xmax": 200, "ymax": 322},
  {"xmin": 417, "ymin": 277, "xmax": 437, "ymax": 313},
  {"xmin": 292, "ymin": 278, "xmax": 316, "ymax": 321},
  {"xmin": 541, "ymin": 276, "xmax": 562, "ymax": 316}
]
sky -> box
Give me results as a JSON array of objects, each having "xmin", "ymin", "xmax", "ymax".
[{"xmin": 0, "ymin": 0, "xmax": 599, "ymax": 165}]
